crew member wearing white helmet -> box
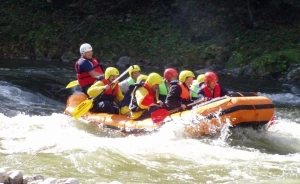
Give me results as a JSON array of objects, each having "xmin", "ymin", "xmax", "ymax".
[{"xmin": 75, "ymin": 43, "xmax": 104, "ymax": 94}]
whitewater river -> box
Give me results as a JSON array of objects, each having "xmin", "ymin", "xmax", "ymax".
[{"xmin": 1, "ymin": 60, "xmax": 300, "ymax": 183}]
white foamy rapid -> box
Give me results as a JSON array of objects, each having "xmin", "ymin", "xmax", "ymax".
[
  {"xmin": 0, "ymin": 110, "xmax": 300, "ymax": 183},
  {"xmin": 0, "ymin": 81, "xmax": 63, "ymax": 116},
  {"xmin": 1, "ymin": 80, "xmax": 300, "ymax": 183},
  {"xmin": 260, "ymin": 92, "xmax": 300, "ymax": 105}
]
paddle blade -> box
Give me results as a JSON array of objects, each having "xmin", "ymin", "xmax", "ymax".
[
  {"xmin": 72, "ymin": 99, "xmax": 93, "ymax": 119},
  {"xmin": 66, "ymin": 80, "xmax": 79, "ymax": 88},
  {"xmin": 151, "ymin": 109, "xmax": 169, "ymax": 124}
]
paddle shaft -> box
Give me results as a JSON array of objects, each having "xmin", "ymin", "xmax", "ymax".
[
  {"xmin": 90, "ymin": 67, "xmax": 131, "ymax": 101},
  {"xmin": 72, "ymin": 66, "xmax": 132, "ymax": 119},
  {"xmin": 151, "ymin": 99, "xmax": 205, "ymax": 123},
  {"xmin": 168, "ymin": 98, "xmax": 205, "ymax": 114}
]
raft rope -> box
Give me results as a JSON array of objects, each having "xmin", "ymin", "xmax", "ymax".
[{"xmin": 237, "ymin": 92, "xmax": 259, "ymax": 122}]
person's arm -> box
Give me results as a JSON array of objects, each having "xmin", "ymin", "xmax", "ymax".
[
  {"xmin": 165, "ymin": 85, "xmax": 182, "ymax": 109},
  {"xmin": 87, "ymin": 81, "xmax": 106, "ymax": 97},
  {"xmin": 78, "ymin": 60, "xmax": 103, "ymax": 77},
  {"xmin": 221, "ymin": 86, "xmax": 229, "ymax": 96},
  {"xmin": 197, "ymin": 89, "xmax": 206, "ymax": 100},
  {"xmin": 120, "ymin": 89, "xmax": 132, "ymax": 107},
  {"xmin": 136, "ymin": 88, "xmax": 154, "ymax": 110},
  {"xmin": 114, "ymin": 84, "xmax": 125, "ymax": 104},
  {"xmin": 88, "ymin": 70, "xmax": 103, "ymax": 78}
]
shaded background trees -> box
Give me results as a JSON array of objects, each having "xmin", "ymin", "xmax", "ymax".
[{"xmin": 0, "ymin": 0, "xmax": 299, "ymax": 78}]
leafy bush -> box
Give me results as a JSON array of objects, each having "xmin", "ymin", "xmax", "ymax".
[
  {"xmin": 226, "ymin": 52, "xmax": 244, "ymax": 68},
  {"xmin": 253, "ymin": 49, "xmax": 300, "ymax": 76}
]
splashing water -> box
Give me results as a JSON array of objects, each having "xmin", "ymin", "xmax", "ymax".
[{"xmin": 1, "ymin": 61, "xmax": 300, "ymax": 183}]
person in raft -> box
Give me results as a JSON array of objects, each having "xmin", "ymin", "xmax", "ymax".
[
  {"xmin": 129, "ymin": 73, "xmax": 164, "ymax": 120},
  {"xmin": 75, "ymin": 43, "xmax": 104, "ymax": 94},
  {"xmin": 197, "ymin": 71, "xmax": 228, "ymax": 101},
  {"xmin": 158, "ymin": 68, "xmax": 179, "ymax": 102},
  {"xmin": 165, "ymin": 70, "xmax": 195, "ymax": 111},
  {"xmin": 87, "ymin": 67, "xmax": 124, "ymax": 114},
  {"xmin": 120, "ymin": 74, "xmax": 148, "ymax": 116},
  {"xmin": 190, "ymin": 74, "xmax": 205, "ymax": 100},
  {"xmin": 119, "ymin": 65, "xmax": 141, "ymax": 94}
]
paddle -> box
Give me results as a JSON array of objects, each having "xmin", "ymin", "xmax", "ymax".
[
  {"xmin": 72, "ymin": 66, "xmax": 132, "ymax": 119},
  {"xmin": 66, "ymin": 80, "xmax": 79, "ymax": 88},
  {"xmin": 151, "ymin": 99, "xmax": 205, "ymax": 123},
  {"xmin": 55, "ymin": 80, "xmax": 79, "ymax": 93}
]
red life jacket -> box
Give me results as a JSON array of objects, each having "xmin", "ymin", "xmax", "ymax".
[
  {"xmin": 146, "ymin": 83, "xmax": 155, "ymax": 99},
  {"xmin": 178, "ymin": 82, "xmax": 190, "ymax": 100},
  {"xmin": 101, "ymin": 79, "xmax": 119, "ymax": 96},
  {"xmin": 129, "ymin": 83, "xmax": 154, "ymax": 112},
  {"xmin": 75, "ymin": 57, "xmax": 103, "ymax": 87},
  {"xmin": 201, "ymin": 83, "xmax": 221, "ymax": 98}
]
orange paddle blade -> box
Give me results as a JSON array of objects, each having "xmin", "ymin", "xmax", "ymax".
[{"xmin": 151, "ymin": 109, "xmax": 169, "ymax": 124}]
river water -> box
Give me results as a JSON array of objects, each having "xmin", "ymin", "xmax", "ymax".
[{"xmin": 1, "ymin": 60, "xmax": 300, "ymax": 183}]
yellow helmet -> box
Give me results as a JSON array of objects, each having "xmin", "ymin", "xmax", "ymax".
[
  {"xmin": 179, "ymin": 70, "xmax": 195, "ymax": 83},
  {"xmin": 129, "ymin": 65, "xmax": 141, "ymax": 77},
  {"xmin": 137, "ymin": 74, "xmax": 148, "ymax": 83},
  {"xmin": 105, "ymin": 67, "xmax": 119, "ymax": 79},
  {"xmin": 146, "ymin": 73, "xmax": 162, "ymax": 87},
  {"xmin": 196, "ymin": 74, "xmax": 205, "ymax": 83}
]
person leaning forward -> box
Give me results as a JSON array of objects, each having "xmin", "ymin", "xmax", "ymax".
[
  {"xmin": 129, "ymin": 73, "xmax": 164, "ymax": 120},
  {"xmin": 75, "ymin": 43, "xmax": 104, "ymax": 94},
  {"xmin": 158, "ymin": 68, "xmax": 179, "ymax": 103},
  {"xmin": 120, "ymin": 74, "xmax": 148, "ymax": 116},
  {"xmin": 87, "ymin": 67, "xmax": 124, "ymax": 114},
  {"xmin": 119, "ymin": 65, "xmax": 141, "ymax": 94},
  {"xmin": 165, "ymin": 70, "xmax": 195, "ymax": 111}
]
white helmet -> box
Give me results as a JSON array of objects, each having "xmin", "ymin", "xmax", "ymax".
[{"xmin": 79, "ymin": 43, "xmax": 92, "ymax": 55}]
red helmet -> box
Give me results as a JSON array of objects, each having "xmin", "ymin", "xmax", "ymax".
[
  {"xmin": 164, "ymin": 68, "xmax": 178, "ymax": 81},
  {"xmin": 204, "ymin": 71, "xmax": 218, "ymax": 84}
]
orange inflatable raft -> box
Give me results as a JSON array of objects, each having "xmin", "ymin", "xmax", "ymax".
[{"xmin": 64, "ymin": 92, "xmax": 275, "ymax": 136}]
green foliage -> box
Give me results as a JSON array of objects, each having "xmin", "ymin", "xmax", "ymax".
[
  {"xmin": 226, "ymin": 52, "xmax": 244, "ymax": 68},
  {"xmin": 85, "ymin": 14, "xmax": 202, "ymax": 65},
  {"xmin": 204, "ymin": 45, "xmax": 217, "ymax": 59},
  {"xmin": 253, "ymin": 49, "xmax": 300, "ymax": 75},
  {"xmin": 0, "ymin": 0, "xmax": 299, "ymax": 80},
  {"xmin": 279, "ymin": 49, "xmax": 300, "ymax": 63}
]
